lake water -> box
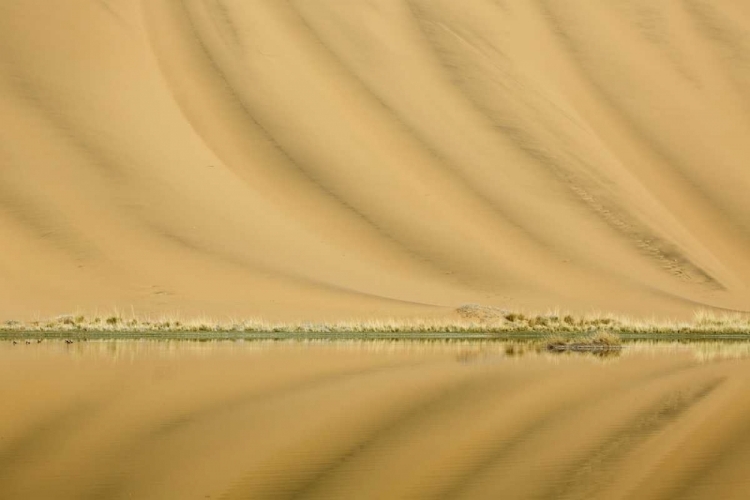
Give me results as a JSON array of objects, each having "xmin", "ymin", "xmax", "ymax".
[{"xmin": 1, "ymin": 340, "xmax": 749, "ymax": 499}]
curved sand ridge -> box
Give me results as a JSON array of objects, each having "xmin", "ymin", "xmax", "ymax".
[
  {"xmin": 1, "ymin": 1, "xmax": 750, "ymax": 319},
  {"xmin": 2, "ymin": 341, "xmax": 750, "ymax": 499}
]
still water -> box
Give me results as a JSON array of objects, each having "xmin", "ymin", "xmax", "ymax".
[{"xmin": 1, "ymin": 340, "xmax": 749, "ymax": 499}]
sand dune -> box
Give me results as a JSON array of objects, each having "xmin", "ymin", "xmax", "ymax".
[
  {"xmin": 1, "ymin": 1, "xmax": 750, "ymax": 320},
  {"xmin": 2, "ymin": 340, "xmax": 750, "ymax": 499}
]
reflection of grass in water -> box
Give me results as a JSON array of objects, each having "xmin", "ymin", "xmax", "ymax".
[
  {"xmin": 504, "ymin": 343, "xmax": 526, "ymax": 357},
  {"xmin": 626, "ymin": 340, "xmax": 750, "ymax": 362},
  {"xmin": 691, "ymin": 343, "xmax": 750, "ymax": 361},
  {"xmin": 0, "ymin": 306, "xmax": 749, "ymax": 337},
  {"xmin": 7, "ymin": 338, "xmax": 750, "ymax": 365},
  {"xmin": 544, "ymin": 331, "xmax": 622, "ymax": 349}
]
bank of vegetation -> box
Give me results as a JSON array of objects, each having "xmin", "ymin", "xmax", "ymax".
[{"xmin": 0, "ymin": 305, "xmax": 748, "ymax": 336}]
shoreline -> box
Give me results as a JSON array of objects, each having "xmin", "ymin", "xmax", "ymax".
[
  {"xmin": 2, "ymin": 331, "xmax": 750, "ymax": 342},
  {"xmin": 1, "ymin": 306, "xmax": 748, "ymax": 340}
]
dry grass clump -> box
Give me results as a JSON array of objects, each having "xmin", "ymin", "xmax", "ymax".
[
  {"xmin": 588, "ymin": 331, "xmax": 621, "ymax": 346},
  {"xmin": 0, "ymin": 307, "xmax": 748, "ymax": 336}
]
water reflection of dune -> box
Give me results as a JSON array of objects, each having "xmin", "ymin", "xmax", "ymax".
[{"xmin": 1, "ymin": 341, "xmax": 749, "ymax": 499}]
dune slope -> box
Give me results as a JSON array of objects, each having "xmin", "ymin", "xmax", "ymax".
[{"xmin": 1, "ymin": 0, "xmax": 749, "ymax": 320}]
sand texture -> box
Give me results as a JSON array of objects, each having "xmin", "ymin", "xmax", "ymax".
[{"xmin": 1, "ymin": 1, "xmax": 750, "ymax": 320}]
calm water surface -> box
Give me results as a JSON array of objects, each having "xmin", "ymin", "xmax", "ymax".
[{"xmin": 1, "ymin": 340, "xmax": 749, "ymax": 500}]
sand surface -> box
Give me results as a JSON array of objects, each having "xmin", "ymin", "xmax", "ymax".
[
  {"xmin": 1, "ymin": 340, "xmax": 750, "ymax": 499},
  {"xmin": 1, "ymin": 1, "xmax": 750, "ymax": 320}
]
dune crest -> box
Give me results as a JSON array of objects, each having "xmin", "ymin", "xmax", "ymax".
[{"xmin": 1, "ymin": 1, "xmax": 749, "ymax": 319}]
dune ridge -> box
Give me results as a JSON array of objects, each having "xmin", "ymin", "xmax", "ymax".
[{"xmin": 1, "ymin": 1, "xmax": 750, "ymax": 320}]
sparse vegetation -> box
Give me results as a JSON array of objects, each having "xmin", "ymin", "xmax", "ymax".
[
  {"xmin": 588, "ymin": 331, "xmax": 621, "ymax": 346},
  {"xmin": 0, "ymin": 307, "xmax": 748, "ymax": 336}
]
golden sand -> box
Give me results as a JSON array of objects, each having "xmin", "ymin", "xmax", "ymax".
[{"xmin": 1, "ymin": 2, "xmax": 750, "ymax": 321}]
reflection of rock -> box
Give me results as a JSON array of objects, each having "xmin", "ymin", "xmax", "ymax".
[
  {"xmin": 548, "ymin": 344, "xmax": 623, "ymax": 352},
  {"xmin": 547, "ymin": 343, "xmax": 623, "ymax": 358}
]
